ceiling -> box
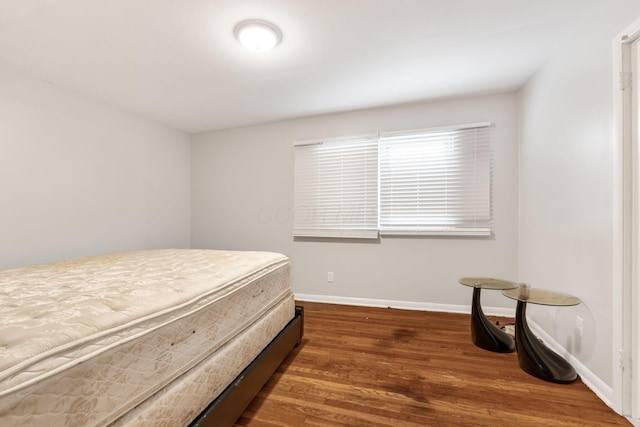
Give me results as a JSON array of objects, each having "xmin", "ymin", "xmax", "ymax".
[{"xmin": 0, "ymin": 0, "xmax": 595, "ymax": 133}]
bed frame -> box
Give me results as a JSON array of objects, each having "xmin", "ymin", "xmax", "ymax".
[{"xmin": 190, "ymin": 306, "xmax": 304, "ymax": 427}]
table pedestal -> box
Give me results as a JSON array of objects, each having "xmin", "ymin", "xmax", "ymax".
[
  {"xmin": 471, "ymin": 287, "xmax": 515, "ymax": 353},
  {"xmin": 514, "ymin": 300, "xmax": 577, "ymax": 383}
]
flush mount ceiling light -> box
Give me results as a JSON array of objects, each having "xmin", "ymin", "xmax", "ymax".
[{"xmin": 234, "ymin": 19, "xmax": 282, "ymax": 52}]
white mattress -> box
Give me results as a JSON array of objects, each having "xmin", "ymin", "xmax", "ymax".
[{"xmin": 0, "ymin": 249, "xmax": 293, "ymax": 426}]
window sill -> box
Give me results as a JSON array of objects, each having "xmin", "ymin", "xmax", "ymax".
[{"xmin": 379, "ymin": 229, "xmax": 491, "ymax": 237}]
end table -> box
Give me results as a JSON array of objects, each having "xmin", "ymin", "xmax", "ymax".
[
  {"xmin": 458, "ymin": 277, "xmax": 517, "ymax": 353},
  {"xmin": 502, "ymin": 287, "xmax": 580, "ymax": 383}
]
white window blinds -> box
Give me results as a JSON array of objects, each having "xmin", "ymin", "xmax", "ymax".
[
  {"xmin": 378, "ymin": 123, "xmax": 492, "ymax": 236},
  {"xmin": 293, "ymin": 135, "xmax": 379, "ymax": 238}
]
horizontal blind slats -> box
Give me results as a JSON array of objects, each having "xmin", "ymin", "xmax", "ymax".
[
  {"xmin": 294, "ymin": 136, "xmax": 379, "ymax": 238},
  {"xmin": 379, "ymin": 126, "xmax": 492, "ymax": 234},
  {"xmin": 294, "ymin": 123, "xmax": 492, "ymax": 238}
]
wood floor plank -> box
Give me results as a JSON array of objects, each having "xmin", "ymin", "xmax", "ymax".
[{"xmin": 235, "ymin": 302, "xmax": 629, "ymax": 426}]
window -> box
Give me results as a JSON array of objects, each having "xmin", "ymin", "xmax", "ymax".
[
  {"xmin": 379, "ymin": 123, "xmax": 492, "ymax": 236},
  {"xmin": 293, "ymin": 134, "xmax": 378, "ymax": 238},
  {"xmin": 293, "ymin": 123, "xmax": 492, "ymax": 238}
]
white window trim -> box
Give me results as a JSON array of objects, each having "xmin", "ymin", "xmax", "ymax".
[
  {"xmin": 293, "ymin": 133, "xmax": 378, "ymax": 147},
  {"xmin": 379, "ymin": 228, "xmax": 491, "ymax": 237},
  {"xmin": 378, "ymin": 122, "xmax": 492, "ymax": 139}
]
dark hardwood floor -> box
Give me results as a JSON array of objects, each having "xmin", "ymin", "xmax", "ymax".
[{"xmin": 235, "ymin": 302, "xmax": 629, "ymax": 426}]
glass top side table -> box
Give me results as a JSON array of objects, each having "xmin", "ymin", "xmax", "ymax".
[
  {"xmin": 458, "ymin": 277, "xmax": 518, "ymax": 353},
  {"xmin": 502, "ymin": 286, "xmax": 581, "ymax": 383},
  {"xmin": 502, "ymin": 288, "xmax": 581, "ymax": 306}
]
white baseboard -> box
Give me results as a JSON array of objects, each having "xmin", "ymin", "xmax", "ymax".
[
  {"xmin": 295, "ymin": 293, "xmax": 615, "ymax": 413},
  {"xmin": 628, "ymin": 417, "xmax": 640, "ymax": 426},
  {"xmin": 294, "ymin": 293, "xmax": 515, "ymax": 317}
]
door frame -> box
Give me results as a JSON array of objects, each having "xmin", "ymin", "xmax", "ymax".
[{"xmin": 613, "ymin": 18, "xmax": 640, "ymax": 418}]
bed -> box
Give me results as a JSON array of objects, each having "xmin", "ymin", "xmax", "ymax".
[{"xmin": 0, "ymin": 249, "xmax": 303, "ymax": 427}]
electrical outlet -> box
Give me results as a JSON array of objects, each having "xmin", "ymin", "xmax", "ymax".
[
  {"xmin": 327, "ymin": 271, "xmax": 334, "ymax": 282},
  {"xmin": 576, "ymin": 316, "xmax": 584, "ymax": 338}
]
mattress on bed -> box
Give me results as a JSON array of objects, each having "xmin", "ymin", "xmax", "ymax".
[{"xmin": 0, "ymin": 249, "xmax": 293, "ymax": 427}]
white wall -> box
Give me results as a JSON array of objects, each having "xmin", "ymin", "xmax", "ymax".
[
  {"xmin": 518, "ymin": 1, "xmax": 640, "ymax": 389},
  {"xmin": 192, "ymin": 93, "xmax": 519, "ymax": 308},
  {"xmin": 0, "ymin": 66, "xmax": 191, "ymax": 269}
]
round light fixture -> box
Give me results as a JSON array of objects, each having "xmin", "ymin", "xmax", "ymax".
[{"xmin": 234, "ymin": 19, "xmax": 282, "ymax": 52}]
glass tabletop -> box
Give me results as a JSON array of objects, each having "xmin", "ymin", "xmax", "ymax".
[
  {"xmin": 458, "ymin": 277, "xmax": 518, "ymax": 290},
  {"xmin": 502, "ymin": 287, "xmax": 581, "ymax": 306}
]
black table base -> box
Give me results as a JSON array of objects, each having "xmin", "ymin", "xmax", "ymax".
[
  {"xmin": 514, "ymin": 300, "xmax": 577, "ymax": 383},
  {"xmin": 471, "ymin": 287, "xmax": 515, "ymax": 353}
]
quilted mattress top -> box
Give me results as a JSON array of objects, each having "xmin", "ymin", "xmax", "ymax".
[{"xmin": 0, "ymin": 249, "xmax": 289, "ymax": 385}]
